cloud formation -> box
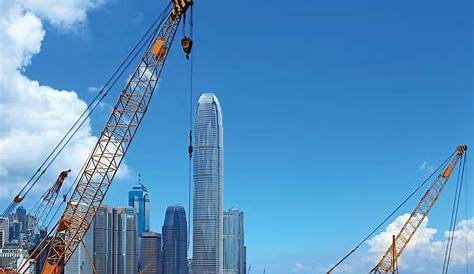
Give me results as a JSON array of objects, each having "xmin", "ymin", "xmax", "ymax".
[
  {"xmin": 0, "ymin": 0, "xmax": 129, "ymax": 201},
  {"xmin": 303, "ymin": 215, "xmax": 473, "ymax": 274}
]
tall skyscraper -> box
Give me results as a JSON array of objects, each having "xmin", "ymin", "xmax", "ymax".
[
  {"xmin": 192, "ymin": 93, "xmax": 224, "ymax": 274},
  {"xmin": 93, "ymin": 206, "xmax": 109, "ymax": 274},
  {"xmin": 223, "ymin": 209, "xmax": 245, "ymax": 274},
  {"xmin": 140, "ymin": 232, "xmax": 161, "ymax": 274},
  {"xmin": 128, "ymin": 179, "xmax": 150, "ymax": 236},
  {"xmin": 92, "ymin": 205, "xmax": 138, "ymax": 274},
  {"xmin": 162, "ymin": 206, "xmax": 188, "ymax": 274},
  {"xmin": 0, "ymin": 218, "xmax": 9, "ymax": 248}
]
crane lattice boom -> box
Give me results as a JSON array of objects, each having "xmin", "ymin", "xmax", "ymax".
[
  {"xmin": 370, "ymin": 144, "xmax": 467, "ymax": 273},
  {"xmin": 11, "ymin": 1, "xmax": 193, "ymax": 273}
]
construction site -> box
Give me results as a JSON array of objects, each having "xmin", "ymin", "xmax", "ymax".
[{"xmin": 0, "ymin": 0, "xmax": 471, "ymax": 274}]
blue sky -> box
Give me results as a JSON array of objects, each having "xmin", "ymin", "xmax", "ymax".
[{"xmin": 0, "ymin": 0, "xmax": 472, "ymax": 273}]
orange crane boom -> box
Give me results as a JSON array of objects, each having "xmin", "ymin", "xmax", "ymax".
[
  {"xmin": 14, "ymin": 1, "xmax": 193, "ymax": 273},
  {"xmin": 369, "ymin": 144, "xmax": 467, "ymax": 273}
]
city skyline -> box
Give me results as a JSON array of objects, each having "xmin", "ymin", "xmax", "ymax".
[{"xmin": 0, "ymin": 0, "xmax": 472, "ymax": 274}]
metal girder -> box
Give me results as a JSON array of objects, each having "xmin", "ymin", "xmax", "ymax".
[
  {"xmin": 370, "ymin": 145, "xmax": 467, "ymax": 273},
  {"xmin": 30, "ymin": 8, "xmax": 183, "ymax": 274}
]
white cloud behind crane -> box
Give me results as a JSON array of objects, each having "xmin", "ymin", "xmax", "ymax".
[{"xmin": 0, "ymin": 0, "xmax": 129, "ymax": 201}]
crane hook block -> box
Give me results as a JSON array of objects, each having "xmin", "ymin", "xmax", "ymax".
[{"xmin": 181, "ymin": 37, "xmax": 193, "ymax": 59}]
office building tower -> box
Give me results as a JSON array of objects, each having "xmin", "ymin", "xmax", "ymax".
[
  {"xmin": 93, "ymin": 206, "xmax": 109, "ymax": 274},
  {"xmin": 16, "ymin": 207, "xmax": 26, "ymax": 226},
  {"xmin": 223, "ymin": 209, "xmax": 245, "ymax": 274},
  {"xmin": 65, "ymin": 226, "xmax": 93, "ymax": 274},
  {"xmin": 162, "ymin": 206, "xmax": 188, "ymax": 274},
  {"xmin": 140, "ymin": 232, "xmax": 161, "ymax": 274},
  {"xmin": 92, "ymin": 206, "xmax": 138, "ymax": 274},
  {"xmin": 0, "ymin": 218, "xmax": 9, "ymax": 248},
  {"xmin": 192, "ymin": 93, "xmax": 224, "ymax": 274},
  {"xmin": 128, "ymin": 181, "xmax": 150, "ymax": 236},
  {"xmin": 0, "ymin": 248, "xmax": 35, "ymax": 274},
  {"xmin": 9, "ymin": 221, "xmax": 21, "ymax": 244}
]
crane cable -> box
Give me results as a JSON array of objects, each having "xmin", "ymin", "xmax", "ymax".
[
  {"xmin": 327, "ymin": 151, "xmax": 456, "ymax": 273},
  {"xmin": 1, "ymin": 5, "xmax": 171, "ymax": 218},
  {"xmin": 40, "ymin": 9, "xmax": 170, "ymax": 234},
  {"xmin": 186, "ymin": 4, "xmax": 194, "ymax": 251},
  {"xmin": 442, "ymin": 152, "xmax": 467, "ymax": 274}
]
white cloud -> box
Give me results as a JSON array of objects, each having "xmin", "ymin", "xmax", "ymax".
[
  {"xmin": 311, "ymin": 216, "xmax": 473, "ymax": 274},
  {"xmin": 20, "ymin": 0, "xmax": 107, "ymax": 28},
  {"xmin": 366, "ymin": 215, "xmax": 473, "ymax": 272},
  {"xmin": 0, "ymin": 0, "xmax": 129, "ymax": 202}
]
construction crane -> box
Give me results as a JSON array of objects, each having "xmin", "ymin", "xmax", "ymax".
[
  {"xmin": 369, "ymin": 144, "xmax": 467, "ymax": 273},
  {"xmin": 327, "ymin": 144, "xmax": 468, "ymax": 273},
  {"xmin": 33, "ymin": 170, "xmax": 71, "ymax": 229},
  {"xmin": 20, "ymin": 170, "xmax": 71, "ymax": 251},
  {"xmin": 11, "ymin": 1, "xmax": 194, "ymax": 273}
]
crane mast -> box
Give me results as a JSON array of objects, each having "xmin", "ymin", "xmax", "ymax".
[
  {"xmin": 370, "ymin": 144, "xmax": 467, "ymax": 273},
  {"xmin": 11, "ymin": 1, "xmax": 193, "ymax": 273}
]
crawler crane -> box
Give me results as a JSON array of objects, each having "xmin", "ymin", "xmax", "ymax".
[
  {"xmin": 370, "ymin": 145, "xmax": 467, "ymax": 273},
  {"xmin": 327, "ymin": 144, "xmax": 468, "ymax": 273},
  {"xmin": 4, "ymin": 1, "xmax": 195, "ymax": 273}
]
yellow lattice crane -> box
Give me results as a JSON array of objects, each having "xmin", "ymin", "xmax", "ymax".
[
  {"xmin": 10, "ymin": 1, "xmax": 194, "ymax": 273},
  {"xmin": 327, "ymin": 144, "xmax": 468, "ymax": 274},
  {"xmin": 369, "ymin": 144, "xmax": 467, "ymax": 273}
]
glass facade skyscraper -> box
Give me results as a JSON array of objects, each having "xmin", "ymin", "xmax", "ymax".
[
  {"xmin": 162, "ymin": 206, "xmax": 188, "ymax": 274},
  {"xmin": 223, "ymin": 209, "xmax": 245, "ymax": 274},
  {"xmin": 140, "ymin": 232, "xmax": 162, "ymax": 274},
  {"xmin": 128, "ymin": 183, "xmax": 150, "ymax": 236},
  {"xmin": 192, "ymin": 93, "xmax": 224, "ymax": 274},
  {"xmin": 92, "ymin": 206, "xmax": 138, "ymax": 274}
]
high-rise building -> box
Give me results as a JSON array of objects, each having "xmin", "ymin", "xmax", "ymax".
[
  {"xmin": 0, "ymin": 248, "xmax": 35, "ymax": 274},
  {"xmin": 128, "ymin": 180, "xmax": 150, "ymax": 236},
  {"xmin": 162, "ymin": 206, "xmax": 188, "ymax": 274},
  {"xmin": 92, "ymin": 205, "xmax": 138, "ymax": 274},
  {"xmin": 93, "ymin": 206, "xmax": 109, "ymax": 274},
  {"xmin": 140, "ymin": 232, "xmax": 161, "ymax": 274},
  {"xmin": 223, "ymin": 209, "xmax": 245, "ymax": 274},
  {"xmin": 65, "ymin": 225, "xmax": 93, "ymax": 274},
  {"xmin": 0, "ymin": 218, "xmax": 9, "ymax": 248},
  {"xmin": 192, "ymin": 93, "xmax": 224, "ymax": 274},
  {"xmin": 16, "ymin": 207, "xmax": 26, "ymax": 226}
]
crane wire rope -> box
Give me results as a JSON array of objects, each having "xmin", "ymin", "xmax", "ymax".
[
  {"xmin": 186, "ymin": 4, "xmax": 194, "ymax": 251},
  {"xmin": 16, "ymin": 6, "xmax": 172, "ymax": 274},
  {"xmin": 1, "ymin": 4, "xmax": 171, "ymax": 219},
  {"xmin": 42, "ymin": 9, "xmax": 169, "ymax": 233},
  {"xmin": 442, "ymin": 152, "xmax": 467, "ymax": 274},
  {"xmin": 465, "ymin": 155, "xmax": 469, "ymax": 274},
  {"xmin": 327, "ymin": 151, "xmax": 455, "ymax": 273}
]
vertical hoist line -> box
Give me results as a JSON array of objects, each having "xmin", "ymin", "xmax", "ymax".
[
  {"xmin": 442, "ymin": 152, "xmax": 464, "ymax": 272},
  {"xmin": 443, "ymin": 152, "xmax": 467, "ymax": 274},
  {"xmin": 186, "ymin": 4, "xmax": 194, "ymax": 251},
  {"xmin": 466, "ymin": 154, "xmax": 469, "ymax": 274}
]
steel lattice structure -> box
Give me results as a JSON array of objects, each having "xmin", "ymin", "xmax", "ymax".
[
  {"xmin": 13, "ymin": 1, "xmax": 194, "ymax": 273},
  {"xmin": 370, "ymin": 145, "xmax": 467, "ymax": 273}
]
